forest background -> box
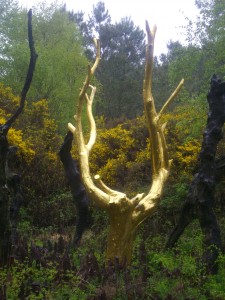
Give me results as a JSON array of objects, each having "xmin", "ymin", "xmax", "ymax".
[{"xmin": 0, "ymin": 0, "xmax": 225, "ymax": 298}]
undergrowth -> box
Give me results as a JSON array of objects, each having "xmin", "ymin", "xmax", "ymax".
[{"xmin": 1, "ymin": 209, "xmax": 225, "ymax": 300}]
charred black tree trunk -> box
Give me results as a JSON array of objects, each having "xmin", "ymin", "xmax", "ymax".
[
  {"xmin": 6, "ymin": 147, "xmax": 24, "ymax": 249},
  {"xmin": 166, "ymin": 75, "xmax": 225, "ymax": 274},
  {"xmin": 59, "ymin": 131, "xmax": 91, "ymax": 245},
  {"xmin": 0, "ymin": 10, "xmax": 37, "ymax": 264},
  {"xmin": 0, "ymin": 130, "xmax": 11, "ymax": 263}
]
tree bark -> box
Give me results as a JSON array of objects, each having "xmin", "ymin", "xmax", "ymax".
[
  {"xmin": 59, "ymin": 131, "xmax": 91, "ymax": 244},
  {"xmin": 6, "ymin": 147, "xmax": 23, "ymax": 249},
  {"xmin": 106, "ymin": 211, "xmax": 135, "ymax": 267},
  {"xmin": 166, "ymin": 74, "xmax": 225, "ymax": 274},
  {"xmin": 0, "ymin": 133, "xmax": 11, "ymax": 264}
]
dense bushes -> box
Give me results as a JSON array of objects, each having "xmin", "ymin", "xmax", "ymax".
[
  {"xmin": 1, "ymin": 217, "xmax": 225, "ymax": 299},
  {"xmin": 1, "ymin": 82, "xmax": 225, "ymax": 298},
  {"xmin": 2, "ymin": 81, "xmax": 223, "ymax": 232},
  {"xmin": 0, "ymin": 82, "xmax": 208, "ymax": 228},
  {"xmin": 0, "ymin": 83, "xmax": 68, "ymax": 228},
  {"xmin": 90, "ymin": 116, "xmax": 151, "ymax": 194},
  {"xmin": 89, "ymin": 103, "xmax": 204, "ymax": 196}
]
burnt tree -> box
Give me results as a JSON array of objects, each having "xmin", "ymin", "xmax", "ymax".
[
  {"xmin": 59, "ymin": 131, "xmax": 91, "ymax": 245},
  {"xmin": 166, "ymin": 75, "xmax": 225, "ymax": 274},
  {"xmin": 0, "ymin": 9, "xmax": 37, "ymax": 263}
]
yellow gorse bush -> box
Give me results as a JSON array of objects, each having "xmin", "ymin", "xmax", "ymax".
[
  {"xmin": 174, "ymin": 140, "xmax": 201, "ymax": 176},
  {"xmin": 90, "ymin": 124, "xmax": 135, "ymax": 172},
  {"xmin": 0, "ymin": 84, "xmax": 35, "ymax": 163},
  {"xmin": 89, "ymin": 117, "xmax": 151, "ymax": 191},
  {"xmin": 8, "ymin": 128, "xmax": 35, "ymax": 163},
  {"xmin": 0, "ymin": 82, "xmax": 65, "ymax": 200},
  {"xmin": 89, "ymin": 103, "xmax": 204, "ymax": 192}
]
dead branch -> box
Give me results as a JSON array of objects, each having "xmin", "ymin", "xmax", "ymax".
[
  {"xmin": 4, "ymin": 9, "xmax": 38, "ymax": 131},
  {"xmin": 68, "ymin": 39, "xmax": 110, "ymax": 210},
  {"xmin": 131, "ymin": 21, "xmax": 183, "ymax": 226}
]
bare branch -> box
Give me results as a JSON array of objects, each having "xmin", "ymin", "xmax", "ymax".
[
  {"xmin": 143, "ymin": 22, "xmax": 156, "ymax": 102},
  {"xmin": 157, "ymin": 79, "xmax": 184, "ymax": 120},
  {"xmin": 132, "ymin": 167, "xmax": 170, "ymax": 225},
  {"xmin": 130, "ymin": 193, "xmax": 145, "ymax": 207},
  {"xmin": 78, "ymin": 39, "xmax": 100, "ymax": 103},
  {"xmin": 72, "ymin": 40, "xmax": 100, "ymax": 147},
  {"xmin": 91, "ymin": 38, "xmax": 101, "ymax": 74},
  {"xmin": 143, "ymin": 22, "xmax": 162, "ymax": 176},
  {"xmin": 68, "ymin": 122, "xmax": 76, "ymax": 134},
  {"xmin": 5, "ymin": 9, "xmax": 38, "ymax": 130},
  {"xmin": 131, "ymin": 22, "xmax": 183, "ymax": 226},
  {"xmin": 94, "ymin": 175, "xmax": 126, "ymax": 198},
  {"xmin": 86, "ymin": 85, "xmax": 97, "ymax": 152},
  {"xmin": 69, "ymin": 39, "xmax": 110, "ymax": 210},
  {"xmin": 143, "ymin": 22, "xmax": 183, "ymax": 178}
]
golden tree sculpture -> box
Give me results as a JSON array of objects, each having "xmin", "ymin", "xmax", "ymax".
[{"xmin": 68, "ymin": 22, "xmax": 184, "ymax": 265}]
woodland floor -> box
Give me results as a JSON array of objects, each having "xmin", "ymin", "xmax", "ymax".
[{"xmin": 1, "ymin": 203, "xmax": 225, "ymax": 300}]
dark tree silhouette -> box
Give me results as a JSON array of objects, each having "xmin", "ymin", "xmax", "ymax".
[
  {"xmin": 166, "ymin": 74, "xmax": 225, "ymax": 274},
  {"xmin": 59, "ymin": 131, "xmax": 91, "ymax": 245},
  {"xmin": 0, "ymin": 9, "xmax": 37, "ymax": 264}
]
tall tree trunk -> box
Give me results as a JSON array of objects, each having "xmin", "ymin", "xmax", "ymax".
[
  {"xmin": 106, "ymin": 210, "xmax": 135, "ymax": 266},
  {"xmin": 0, "ymin": 145, "xmax": 23, "ymax": 263},
  {"xmin": 6, "ymin": 146, "xmax": 23, "ymax": 250},
  {"xmin": 0, "ymin": 10, "xmax": 37, "ymax": 263},
  {"xmin": 166, "ymin": 75, "xmax": 225, "ymax": 274},
  {"xmin": 0, "ymin": 188, "xmax": 11, "ymax": 264},
  {"xmin": 59, "ymin": 131, "xmax": 91, "ymax": 244},
  {"xmin": 0, "ymin": 133, "xmax": 10, "ymax": 263}
]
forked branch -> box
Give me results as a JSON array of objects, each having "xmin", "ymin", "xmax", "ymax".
[
  {"xmin": 68, "ymin": 40, "xmax": 110, "ymax": 209},
  {"xmin": 158, "ymin": 78, "xmax": 184, "ymax": 120},
  {"xmin": 132, "ymin": 21, "xmax": 184, "ymax": 225},
  {"xmin": 69, "ymin": 23, "xmax": 183, "ymax": 226}
]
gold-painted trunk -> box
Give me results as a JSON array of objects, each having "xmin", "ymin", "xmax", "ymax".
[{"xmin": 106, "ymin": 210, "xmax": 136, "ymax": 266}]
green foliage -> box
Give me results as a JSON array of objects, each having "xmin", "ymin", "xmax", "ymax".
[
  {"xmin": 89, "ymin": 97, "xmax": 205, "ymax": 194},
  {"xmin": 0, "ymin": 83, "xmax": 68, "ymax": 228},
  {"xmin": 167, "ymin": 42, "xmax": 208, "ymax": 95},
  {"xmin": 75, "ymin": 2, "xmax": 146, "ymax": 120},
  {"xmin": 166, "ymin": 0, "xmax": 225, "ymax": 101},
  {"xmin": 95, "ymin": 16, "xmax": 146, "ymax": 119},
  {"xmin": 0, "ymin": 1, "xmax": 92, "ymax": 133},
  {"xmin": 1, "ymin": 214, "xmax": 225, "ymax": 299},
  {"xmin": 204, "ymin": 254, "xmax": 225, "ymax": 299},
  {"xmin": 1, "ymin": 1, "xmax": 225, "ymax": 299},
  {"xmin": 143, "ymin": 225, "xmax": 203, "ymax": 299},
  {"xmin": 26, "ymin": 192, "xmax": 77, "ymax": 228},
  {"xmin": 15, "ymin": 98, "xmax": 65, "ymax": 200},
  {"xmin": 160, "ymin": 182, "xmax": 188, "ymax": 215},
  {"xmin": 160, "ymin": 96, "xmax": 207, "ymax": 181}
]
